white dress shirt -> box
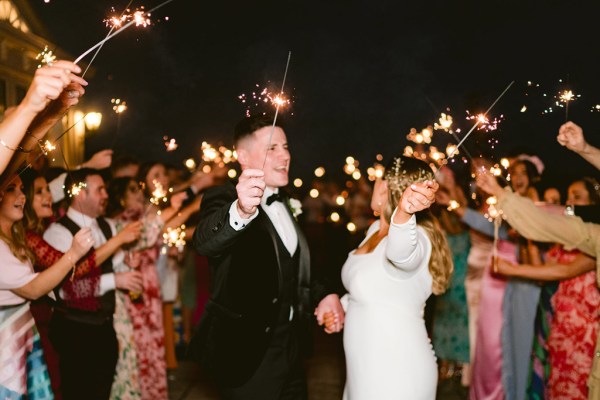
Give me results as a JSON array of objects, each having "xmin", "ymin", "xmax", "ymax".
[
  {"xmin": 43, "ymin": 207, "xmax": 123, "ymax": 295},
  {"xmin": 229, "ymin": 187, "xmax": 298, "ymax": 255}
]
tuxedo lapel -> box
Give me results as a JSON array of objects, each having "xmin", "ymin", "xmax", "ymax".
[{"xmin": 257, "ymin": 206, "xmax": 284, "ymax": 296}]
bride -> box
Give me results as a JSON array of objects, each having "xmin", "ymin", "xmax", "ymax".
[{"xmin": 319, "ymin": 156, "xmax": 453, "ymax": 399}]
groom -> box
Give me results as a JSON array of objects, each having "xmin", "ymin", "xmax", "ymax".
[{"xmin": 191, "ymin": 114, "xmax": 344, "ymax": 399}]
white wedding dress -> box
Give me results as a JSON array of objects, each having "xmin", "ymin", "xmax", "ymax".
[{"xmin": 341, "ymin": 214, "xmax": 438, "ymax": 400}]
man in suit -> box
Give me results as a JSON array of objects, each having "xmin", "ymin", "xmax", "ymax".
[{"xmin": 192, "ymin": 115, "xmax": 344, "ymax": 399}]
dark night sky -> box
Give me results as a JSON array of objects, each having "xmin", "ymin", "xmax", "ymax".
[{"xmin": 30, "ymin": 0, "xmax": 600, "ymax": 189}]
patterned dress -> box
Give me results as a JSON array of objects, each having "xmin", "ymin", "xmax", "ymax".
[
  {"xmin": 115, "ymin": 211, "xmax": 168, "ymax": 400},
  {"xmin": 547, "ymin": 253, "xmax": 600, "ymax": 400},
  {"xmin": 432, "ymin": 231, "xmax": 471, "ymax": 363},
  {"xmin": 526, "ymin": 245, "xmax": 576, "ymax": 400}
]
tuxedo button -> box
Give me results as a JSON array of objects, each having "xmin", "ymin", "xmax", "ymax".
[
  {"xmin": 272, "ymin": 298, "xmax": 278, "ymax": 304},
  {"xmin": 265, "ymin": 327, "xmax": 271, "ymax": 333},
  {"xmin": 212, "ymin": 226, "xmax": 219, "ymax": 232}
]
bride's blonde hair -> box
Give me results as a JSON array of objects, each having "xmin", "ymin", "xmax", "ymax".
[{"xmin": 382, "ymin": 156, "xmax": 453, "ymax": 295}]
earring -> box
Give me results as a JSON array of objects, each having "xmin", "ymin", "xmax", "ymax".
[{"xmin": 120, "ymin": 199, "xmax": 126, "ymax": 207}]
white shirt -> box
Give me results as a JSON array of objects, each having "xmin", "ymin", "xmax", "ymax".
[
  {"xmin": 228, "ymin": 187, "xmax": 297, "ymax": 255},
  {"xmin": 43, "ymin": 207, "xmax": 123, "ymax": 295}
]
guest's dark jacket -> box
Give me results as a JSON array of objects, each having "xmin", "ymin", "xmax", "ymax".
[{"xmin": 190, "ymin": 182, "xmax": 327, "ymax": 387}]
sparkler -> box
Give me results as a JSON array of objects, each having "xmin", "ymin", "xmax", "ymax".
[
  {"xmin": 65, "ymin": 182, "xmax": 87, "ymax": 198},
  {"xmin": 164, "ymin": 137, "xmax": 178, "ymax": 151},
  {"xmin": 149, "ymin": 180, "xmax": 168, "ymax": 205},
  {"xmin": 262, "ymin": 51, "xmax": 292, "ymax": 169},
  {"xmin": 36, "ymin": 46, "xmax": 56, "ymax": 68},
  {"xmin": 74, "ymin": 0, "xmax": 175, "ymax": 65},
  {"xmin": 163, "ymin": 224, "xmax": 186, "ymax": 251},
  {"xmin": 447, "ymin": 81, "xmax": 514, "ymax": 159},
  {"xmin": 556, "ymin": 89, "xmax": 579, "ymax": 120},
  {"xmin": 465, "ymin": 111, "xmax": 504, "ymax": 132},
  {"xmin": 112, "ymin": 98, "xmax": 127, "ymax": 114},
  {"xmin": 38, "ymin": 140, "xmax": 56, "ymax": 155},
  {"xmin": 239, "ymin": 85, "xmax": 291, "ymax": 117}
]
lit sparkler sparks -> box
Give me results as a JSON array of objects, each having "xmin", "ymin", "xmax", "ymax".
[
  {"xmin": 434, "ymin": 113, "xmax": 453, "ymax": 132},
  {"xmin": 111, "ymin": 98, "xmax": 127, "ymax": 114},
  {"xmin": 238, "ymin": 85, "xmax": 291, "ymax": 117},
  {"xmin": 150, "ymin": 180, "xmax": 168, "ymax": 205},
  {"xmin": 36, "ymin": 46, "xmax": 56, "ymax": 68},
  {"xmin": 65, "ymin": 182, "xmax": 87, "ymax": 197},
  {"xmin": 164, "ymin": 137, "xmax": 178, "ymax": 152},
  {"xmin": 200, "ymin": 142, "xmax": 236, "ymax": 165},
  {"xmin": 39, "ymin": 140, "xmax": 56, "ymax": 155},
  {"xmin": 104, "ymin": 7, "xmax": 152, "ymax": 29},
  {"xmin": 465, "ymin": 111, "xmax": 504, "ymax": 132},
  {"xmin": 163, "ymin": 224, "xmax": 186, "ymax": 250}
]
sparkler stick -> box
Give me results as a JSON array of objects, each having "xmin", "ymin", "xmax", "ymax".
[
  {"xmin": 262, "ymin": 51, "xmax": 291, "ymax": 169},
  {"xmin": 447, "ymin": 81, "xmax": 514, "ymax": 159},
  {"xmin": 74, "ymin": 0, "xmax": 175, "ymax": 64}
]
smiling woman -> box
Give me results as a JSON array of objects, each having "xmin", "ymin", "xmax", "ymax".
[{"xmin": 0, "ymin": 174, "xmax": 93, "ymax": 399}]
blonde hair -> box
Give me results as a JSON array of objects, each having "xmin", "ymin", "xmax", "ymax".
[
  {"xmin": 0, "ymin": 222, "xmax": 35, "ymax": 265},
  {"xmin": 383, "ymin": 156, "xmax": 453, "ymax": 295}
]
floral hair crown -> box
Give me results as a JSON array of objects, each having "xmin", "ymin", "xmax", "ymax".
[{"xmin": 384, "ymin": 157, "xmax": 435, "ymax": 194}]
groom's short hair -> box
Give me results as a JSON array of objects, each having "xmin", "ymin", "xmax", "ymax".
[{"xmin": 233, "ymin": 114, "xmax": 285, "ymax": 148}]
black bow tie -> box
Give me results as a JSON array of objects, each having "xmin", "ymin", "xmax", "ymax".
[{"xmin": 266, "ymin": 192, "xmax": 284, "ymax": 206}]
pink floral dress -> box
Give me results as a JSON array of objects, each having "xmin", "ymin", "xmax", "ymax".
[
  {"xmin": 115, "ymin": 211, "xmax": 168, "ymax": 400},
  {"xmin": 548, "ymin": 249, "xmax": 600, "ymax": 400}
]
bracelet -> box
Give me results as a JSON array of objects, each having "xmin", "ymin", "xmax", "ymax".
[{"xmin": 0, "ymin": 138, "xmax": 35, "ymax": 153}]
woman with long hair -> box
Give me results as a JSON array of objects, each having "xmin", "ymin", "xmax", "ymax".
[
  {"xmin": 19, "ymin": 169, "xmax": 141, "ymax": 399},
  {"xmin": 0, "ymin": 175, "xmax": 92, "ymax": 399},
  {"xmin": 325, "ymin": 156, "xmax": 451, "ymax": 399},
  {"xmin": 497, "ymin": 177, "xmax": 600, "ymax": 400}
]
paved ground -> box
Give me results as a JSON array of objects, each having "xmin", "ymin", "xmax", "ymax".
[{"xmin": 168, "ymin": 329, "xmax": 467, "ymax": 400}]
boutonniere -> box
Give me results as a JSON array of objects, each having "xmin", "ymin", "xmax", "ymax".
[{"xmin": 287, "ymin": 198, "xmax": 303, "ymax": 219}]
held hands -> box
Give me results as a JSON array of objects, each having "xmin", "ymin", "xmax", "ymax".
[
  {"xmin": 115, "ymin": 270, "xmax": 143, "ymax": 293},
  {"xmin": 236, "ymin": 169, "xmax": 265, "ymax": 219},
  {"xmin": 557, "ymin": 121, "xmax": 587, "ymax": 153},
  {"xmin": 21, "ymin": 60, "xmax": 86, "ymax": 115},
  {"xmin": 117, "ymin": 221, "xmax": 143, "ymax": 245},
  {"xmin": 70, "ymin": 227, "xmax": 94, "ymax": 259},
  {"xmin": 315, "ymin": 294, "xmax": 345, "ymax": 334}
]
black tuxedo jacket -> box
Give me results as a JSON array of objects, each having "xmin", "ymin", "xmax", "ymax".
[{"xmin": 190, "ymin": 182, "xmax": 327, "ymax": 387}]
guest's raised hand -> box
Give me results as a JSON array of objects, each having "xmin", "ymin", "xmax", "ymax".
[
  {"xmin": 170, "ymin": 191, "xmax": 188, "ymax": 211},
  {"xmin": 475, "ymin": 172, "xmax": 503, "ymax": 197},
  {"xmin": 82, "ymin": 149, "xmax": 113, "ymax": 170},
  {"xmin": 495, "ymin": 257, "xmax": 516, "ymax": 276},
  {"xmin": 117, "ymin": 221, "xmax": 143, "ymax": 245},
  {"xmin": 236, "ymin": 169, "xmax": 265, "ymax": 219},
  {"xmin": 435, "ymin": 189, "xmax": 451, "ymax": 207},
  {"xmin": 21, "ymin": 60, "xmax": 84, "ymax": 115},
  {"xmin": 557, "ymin": 121, "xmax": 587, "ymax": 153},
  {"xmin": 69, "ymin": 227, "xmax": 94, "ymax": 259}
]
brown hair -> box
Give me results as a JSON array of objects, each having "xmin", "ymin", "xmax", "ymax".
[{"xmin": 382, "ymin": 156, "xmax": 453, "ymax": 295}]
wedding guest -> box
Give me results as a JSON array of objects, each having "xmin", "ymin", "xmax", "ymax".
[
  {"xmin": 43, "ymin": 168, "xmax": 143, "ymax": 400},
  {"xmin": 0, "ymin": 175, "xmax": 92, "ymax": 399},
  {"xmin": 496, "ymin": 177, "xmax": 599, "ymax": 400},
  {"xmin": 20, "ymin": 169, "xmax": 142, "ymax": 399}
]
